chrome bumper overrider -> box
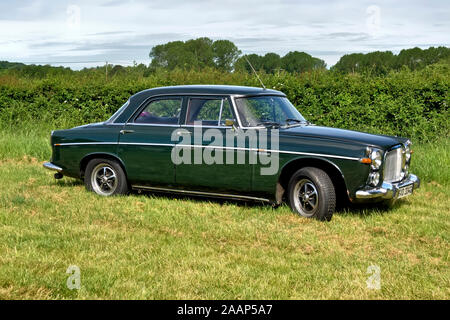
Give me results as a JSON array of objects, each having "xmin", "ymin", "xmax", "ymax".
[
  {"xmin": 43, "ymin": 162, "xmax": 63, "ymax": 172},
  {"xmin": 355, "ymin": 174, "xmax": 420, "ymax": 200}
]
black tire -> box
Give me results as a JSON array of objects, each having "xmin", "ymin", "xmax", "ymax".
[
  {"xmin": 287, "ymin": 167, "xmax": 336, "ymax": 221},
  {"xmin": 84, "ymin": 158, "xmax": 129, "ymax": 196}
]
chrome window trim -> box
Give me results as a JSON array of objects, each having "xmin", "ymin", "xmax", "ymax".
[
  {"xmin": 107, "ymin": 100, "xmax": 130, "ymax": 123},
  {"xmin": 107, "ymin": 123, "xmax": 181, "ymax": 127},
  {"xmin": 230, "ymin": 95, "xmax": 303, "ymax": 129},
  {"xmin": 217, "ymin": 98, "xmax": 224, "ymax": 126},
  {"xmin": 112, "ymin": 92, "xmax": 285, "ymax": 124},
  {"xmin": 126, "ymin": 123, "xmax": 181, "ymax": 128},
  {"xmin": 230, "ymin": 95, "xmax": 244, "ymax": 128},
  {"xmin": 180, "ymin": 124, "xmax": 232, "ymax": 129},
  {"xmin": 185, "ymin": 96, "xmax": 235, "ymax": 127},
  {"xmin": 127, "ymin": 96, "xmax": 184, "ymax": 126}
]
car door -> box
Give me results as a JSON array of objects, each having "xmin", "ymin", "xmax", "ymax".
[
  {"xmin": 117, "ymin": 96, "xmax": 184, "ymax": 186},
  {"xmin": 174, "ymin": 96, "xmax": 252, "ymax": 192}
]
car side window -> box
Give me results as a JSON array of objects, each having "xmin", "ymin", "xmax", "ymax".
[
  {"xmin": 186, "ymin": 98, "xmax": 235, "ymax": 126},
  {"xmin": 135, "ymin": 98, "xmax": 181, "ymax": 124}
]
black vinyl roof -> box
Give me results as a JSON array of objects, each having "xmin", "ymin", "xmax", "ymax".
[{"xmin": 132, "ymin": 85, "xmax": 285, "ymax": 99}]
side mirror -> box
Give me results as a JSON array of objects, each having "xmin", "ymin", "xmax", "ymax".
[{"xmin": 225, "ymin": 119, "xmax": 236, "ymax": 127}]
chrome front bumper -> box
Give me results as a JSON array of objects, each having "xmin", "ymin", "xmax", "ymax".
[
  {"xmin": 355, "ymin": 174, "xmax": 420, "ymax": 200},
  {"xmin": 43, "ymin": 162, "xmax": 63, "ymax": 172}
]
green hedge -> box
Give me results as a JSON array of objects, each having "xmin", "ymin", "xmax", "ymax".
[{"xmin": 0, "ymin": 63, "xmax": 448, "ymax": 142}]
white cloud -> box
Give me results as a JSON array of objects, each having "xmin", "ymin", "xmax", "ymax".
[{"xmin": 0, "ymin": 0, "xmax": 448, "ymax": 69}]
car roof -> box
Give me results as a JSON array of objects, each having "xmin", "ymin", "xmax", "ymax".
[
  {"xmin": 112, "ymin": 85, "xmax": 287, "ymax": 124},
  {"xmin": 132, "ymin": 85, "xmax": 285, "ymax": 99}
]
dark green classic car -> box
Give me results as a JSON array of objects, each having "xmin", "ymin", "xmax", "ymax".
[{"xmin": 44, "ymin": 85, "xmax": 420, "ymax": 221}]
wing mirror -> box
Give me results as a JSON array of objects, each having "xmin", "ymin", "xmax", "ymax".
[{"xmin": 225, "ymin": 119, "xmax": 236, "ymax": 127}]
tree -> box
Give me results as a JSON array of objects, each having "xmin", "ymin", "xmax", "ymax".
[
  {"xmin": 149, "ymin": 38, "xmax": 241, "ymax": 71},
  {"xmin": 234, "ymin": 51, "xmax": 325, "ymax": 74},
  {"xmin": 360, "ymin": 51, "xmax": 395, "ymax": 75},
  {"xmin": 281, "ymin": 51, "xmax": 326, "ymax": 73},
  {"xmin": 395, "ymin": 46, "xmax": 450, "ymax": 71},
  {"xmin": 261, "ymin": 53, "xmax": 281, "ymax": 73},
  {"xmin": 185, "ymin": 37, "xmax": 215, "ymax": 69},
  {"xmin": 331, "ymin": 53, "xmax": 365, "ymax": 73},
  {"xmin": 332, "ymin": 46, "xmax": 450, "ymax": 74},
  {"xmin": 212, "ymin": 40, "xmax": 241, "ymax": 71},
  {"xmin": 234, "ymin": 54, "xmax": 264, "ymax": 73}
]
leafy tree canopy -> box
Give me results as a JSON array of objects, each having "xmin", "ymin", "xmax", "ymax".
[
  {"xmin": 149, "ymin": 38, "xmax": 240, "ymax": 71},
  {"xmin": 235, "ymin": 51, "xmax": 326, "ymax": 74},
  {"xmin": 332, "ymin": 46, "xmax": 450, "ymax": 75}
]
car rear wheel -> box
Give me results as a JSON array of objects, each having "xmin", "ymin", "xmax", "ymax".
[
  {"xmin": 85, "ymin": 158, "xmax": 128, "ymax": 196},
  {"xmin": 287, "ymin": 167, "xmax": 336, "ymax": 221}
]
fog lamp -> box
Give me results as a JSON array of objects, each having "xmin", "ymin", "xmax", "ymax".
[{"xmin": 368, "ymin": 172, "xmax": 380, "ymax": 186}]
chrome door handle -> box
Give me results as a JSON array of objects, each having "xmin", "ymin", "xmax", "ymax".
[{"xmin": 120, "ymin": 129, "xmax": 135, "ymax": 134}]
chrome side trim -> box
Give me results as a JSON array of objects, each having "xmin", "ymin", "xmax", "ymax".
[
  {"xmin": 43, "ymin": 162, "xmax": 63, "ymax": 172},
  {"xmin": 125, "ymin": 123, "xmax": 181, "ymax": 127},
  {"xmin": 132, "ymin": 185, "xmax": 271, "ymax": 202},
  {"xmin": 272, "ymin": 149, "xmax": 359, "ymax": 161},
  {"xmin": 55, "ymin": 142, "xmax": 117, "ymax": 146},
  {"xmin": 54, "ymin": 141, "xmax": 360, "ymax": 161},
  {"xmin": 173, "ymin": 144, "xmax": 359, "ymax": 160},
  {"xmin": 119, "ymin": 142, "xmax": 175, "ymax": 147}
]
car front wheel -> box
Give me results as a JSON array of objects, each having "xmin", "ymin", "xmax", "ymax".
[
  {"xmin": 287, "ymin": 167, "xmax": 336, "ymax": 221},
  {"xmin": 85, "ymin": 158, "xmax": 129, "ymax": 196}
]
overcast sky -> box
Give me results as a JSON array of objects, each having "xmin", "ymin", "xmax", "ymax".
[{"xmin": 0, "ymin": 0, "xmax": 449, "ymax": 69}]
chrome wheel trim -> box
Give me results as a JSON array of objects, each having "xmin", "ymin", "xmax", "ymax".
[
  {"xmin": 293, "ymin": 178, "xmax": 319, "ymax": 217},
  {"xmin": 91, "ymin": 163, "xmax": 118, "ymax": 196}
]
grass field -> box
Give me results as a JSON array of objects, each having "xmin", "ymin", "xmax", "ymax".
[{"xmin": 0, "ymin": 130, "xmax": 448, "ymax": 299}]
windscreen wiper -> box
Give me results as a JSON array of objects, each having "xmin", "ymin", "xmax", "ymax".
[
  {"xmin": 285, "ymin": 118, "xmax": 302, "ymax": 123},
  {"xmin": 285, "ymin": 118, "xmax": 311, "ymax": 126},
  {"xmin": 257, "ymin": 121, "xmax": 281, "ymax": 128}
]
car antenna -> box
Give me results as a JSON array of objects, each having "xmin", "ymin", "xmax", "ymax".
[{"xmin": 244, "ymin": 55, "xmax": 266, "ymax": 90}]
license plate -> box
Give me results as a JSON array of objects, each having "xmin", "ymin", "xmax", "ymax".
[{"xmin": 398, "ymin": 185, "xmax": 413, "ymax": 198}]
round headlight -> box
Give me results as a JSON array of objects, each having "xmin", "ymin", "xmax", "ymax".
[
  {"xmin": 405, "ymin": 144, "xmax": 411, "ymax": 162},
  {"xmin": 370, "ymin": 150, "xmax": 382, "ymax": 170},
  {"xmin": 368, "ymin": 172, "xmax": 380, "ymax": 186}
]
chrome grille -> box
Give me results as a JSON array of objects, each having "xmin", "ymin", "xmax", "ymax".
[{"xmin": 383, "ymin": 147, "xmax": 405, "ymax": 182}]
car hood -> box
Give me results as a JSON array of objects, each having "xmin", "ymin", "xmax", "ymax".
[{"xmin": 280, "ymin": 125, "xmax": 405, "ymax": 149}]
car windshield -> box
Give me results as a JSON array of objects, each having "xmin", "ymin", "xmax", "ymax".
[{"xmin": 234, "ymin": 96, "xmax": 306, "ymax": 127}]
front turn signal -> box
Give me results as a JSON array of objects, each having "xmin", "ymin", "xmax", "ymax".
[{"xmin": 359, "ymin": 158, "xmax": 372, "ymax": 164}]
